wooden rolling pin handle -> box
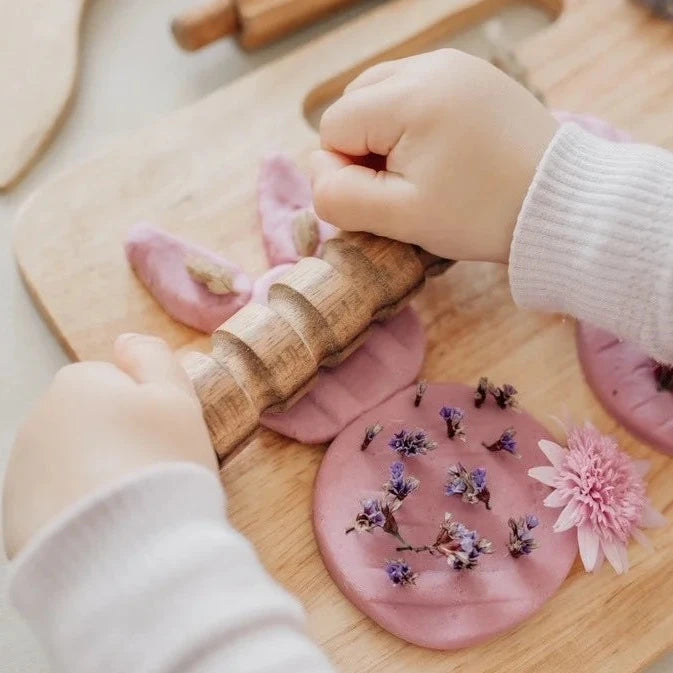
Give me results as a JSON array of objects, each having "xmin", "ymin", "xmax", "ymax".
[
  {"xmin": 184, "ymin": 232, "xmax": 452, "ymax": 462},
  {"xmin": 171, "ymin": 0, "xmax": 239, "ymax": 51}
]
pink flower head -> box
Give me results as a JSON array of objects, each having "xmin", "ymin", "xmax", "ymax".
[{"xmin": 528, "ymin": 424, "xmax": 667, "ymax": 575}]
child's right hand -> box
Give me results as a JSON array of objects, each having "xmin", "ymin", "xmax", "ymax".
[
  {"xmin": 2, "ymin": 334, "xmax": 217, "ymax": 560},
  {"xmin": 311, "ymin": 48, "xmax": 558, "ymax": 263}
]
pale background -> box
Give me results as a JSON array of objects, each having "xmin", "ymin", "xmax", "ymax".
[{"xmin": 0, "ymin": 1, "xmax": 670, "ymax": 671}]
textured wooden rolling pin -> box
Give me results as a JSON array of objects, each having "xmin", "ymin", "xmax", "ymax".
[
  {"xmin": 183, "ymin": 232, "xmax": 451, "ymax": 461},
  {"xmin": 171, "ymin": 0, "xmax": 364, "ymax": 50}
]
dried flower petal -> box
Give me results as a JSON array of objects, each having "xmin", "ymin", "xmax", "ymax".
[
  {"xmin": 347, "ymin": 498, "xmax": 386, "ymax": 534},
  {"xmin": 490, "ymin": 383, "xmax": 520, "ymax": 411},
  {"xmin": 385, "ymin": 559, "xmax": 418, "ymax": 586},
  {"xmin": 474, "ymin": 377, "xmax": 489, "ymax": 408},
  {"xmin": 388, "ymin": 428, "xmax": 437, "ymax": 457},
  {"xmin": 361, "ymin": 422, "xmax": 383, "ymax": 451},
  {"xmin": 414, "ymin": 380, "xmax": 428, "ymax": 407},
  {"xmin": 185, "ymin": 255, "xmax": 235, "ymax": 295},
  {"xmin": 439, "ymin": 406, "xmax": 466, "ymax": 441},
  {"xmin": 292, "ymin": 210, "xmax": 320, "ymax": 257},
  {"xmin": 383, "ymin": 462, "xmax": 420, "ymax": 510},
  {"xmin": 508, "ymin": 513, "xmax": 540, "ymax": 558},
  {"xmin": 446, "ymin": 463, "xmax": 491, "ymax": 509},
  {"xmin": 482, "ymin": 427, "xmax": 519, "ymax": 458},
  {"xmin": 434, "ymin": 513, "xmax": 494, "ymax": 570}
]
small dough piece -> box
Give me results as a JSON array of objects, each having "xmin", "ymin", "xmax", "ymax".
[
  {"xmin": 251, "ymin": 266, "xmax": 425, "ymax": 443},
  {"xmin": 125, "ymin": 223, "xmax": 252, "ymax": 333},
  {"xmin": 577, "ymin": 323, "xmax": 673, "ymax": 456},
  {"xmin": 258, "ymin": 154, "xmax": 337, "ymax": 265},
  {"xmin": 314, "ymin": 383, "xmax": 577, "ymax": 650}
]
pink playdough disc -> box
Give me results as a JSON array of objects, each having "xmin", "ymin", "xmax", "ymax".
[
  {"xmin": 258, "ymin": 154, "xmax": 337, "ymax": 266},
  {"xmin": 576, "ymin": 323, "xmax": 673, "ymax": 455},
  {"xmin": 314, "ymin": 383, "xmax": 577, "ymax": 650},
  {"xmin": 126, "ymin": 224, "xmax": 252, "ymax": 333},
  {"xmin": 253, "ymin": 265, "xmax": 426, "ymax": 443}
]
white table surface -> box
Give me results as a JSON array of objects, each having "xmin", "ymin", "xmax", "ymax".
[{"xmin": 1, "ymin": 1, "xmax": 670, "ymax": 671}]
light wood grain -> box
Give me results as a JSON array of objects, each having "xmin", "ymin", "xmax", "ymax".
[
  {"xmin": 172, "ymin": 0, "xmax": 364, "ymax": 50},
  {"xmin": 13, "ymin": 0, "xmax": 673, "ymax": 669},
  {"xmin": 0, "ymin": 0, "xmax": 87, "ymax": 189}
]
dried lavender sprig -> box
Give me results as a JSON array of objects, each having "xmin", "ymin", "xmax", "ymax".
[
  {"xmin": 361, "ymin": 422, "xmax": 383, "ymax": 451},
  {"xmin": 474, "ymin": 377, "xmax": 489, "ymax": 408},
  {"xmin": 385, "ymin": 559, "xmax": 418, "ymax": 586},
  {"xmin": 482, "ymin": 427, "xmax": 520, "ymax": 459},
  {"xmin": 446, "ymin": 463, "xmax": 491, "ymax": 510},
  {"xmin": 654, "ymin": 362, "xmax": 673, "ymax": 392},
  {"xmin": 414, "ymin": 380, "xmax": 428, "ymax": 407},
  {"xmin": 439, "ymin": 406, "xmax": 466, "ymax": 441},
  {"xmin": 490, "ymin": 383, "xmax": 520, "ymax": 411},
  {"xmin": 383, "ymin": 462, "xmax": 420, "ymax": 511},
  {"xmin": 345, "ymin": 499, "xmax": 412, "ymax": 547},
  {"xmin": 388, "ymin": 428, "xmax": 438, "ymax": 457},
  {"xmin": 508, "ymin": 514, "xmax": 540, "ymax": 558}
]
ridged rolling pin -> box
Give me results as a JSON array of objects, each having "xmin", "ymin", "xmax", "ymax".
[
  {"xmin": 183, "ymin": 231, "xmax": 451, "ymax": 462},
  {"xmin": 171, "ymin": 0, "xmax": 364, "ymax": 51}
]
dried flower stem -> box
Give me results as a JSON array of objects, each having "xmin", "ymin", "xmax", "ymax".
[{"xmin": 414, "ymin": 380, "xmax": 427, "ymax": 407}]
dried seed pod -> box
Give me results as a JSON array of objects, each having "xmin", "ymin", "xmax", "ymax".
[
  {"xmin": 292, "ymin": 210, "xmax": 320, "ymax": 257},
  {"xmin": 185, "ymin": 254, "xmax": 235, "ymax": 295}
]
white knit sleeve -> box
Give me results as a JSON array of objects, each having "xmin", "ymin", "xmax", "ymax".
[
  {"xmin": 509, "ymin": 122, "xmax": 673, "ymax": 364},
  {"xmin": 8, "ymin": 463, "xmax": 334, "ymax": 673}
]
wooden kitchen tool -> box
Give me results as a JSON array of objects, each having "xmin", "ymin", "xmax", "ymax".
[
  {"xmin": 172, "ymin": 0, "xmax": 364, "ymax": 50},
  {"xmin": 13, "ymin": 0, "xmax": 673, "ymax": 670},
  {"xmin": 0, "ymin": 0, "xmax": 87, "ymax": 189}
]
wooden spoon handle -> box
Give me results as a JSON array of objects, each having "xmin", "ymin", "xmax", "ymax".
[
  {"xmin": 184, "ymin": 232, "xmax": 451, "ymax": 462},
  {"xmin": 171, "ymin": 0, "xmax": 239, "ymax": 51}
]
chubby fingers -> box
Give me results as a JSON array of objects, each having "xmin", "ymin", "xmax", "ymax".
[
  {"xmin": 114, "ymin": 333, "xmax": 198, "ymax": 401},
  {"xmin": 311, "ymin": 149, "xmax": 414, "ymax": 237}
]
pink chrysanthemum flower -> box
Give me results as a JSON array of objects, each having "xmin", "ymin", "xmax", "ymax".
[{"xmin": 528, "ymin": 424, "xmax": 667, "ymax": 574}]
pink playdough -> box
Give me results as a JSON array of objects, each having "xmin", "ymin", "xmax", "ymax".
[
  {"xmin": 251, "ymin": 266, "xmax": 425, "ymax": 443},
  {"xmin": 576, "ymin": 323, "xmax": 673, "ymax": 455},
  {"xmin": 554, "ymin": 114, "xmax": 673, "ymax": 453},
  {"xmin": 314, "ymin": 383, "xmax": 577, "ymax": 649},
  {"xmin": 125, "ymin": 223, "xmax": 252, "ymax": 333},
  {"xmin": 258, "ymin": 154, "xmax": 337, "ymax": 265}
]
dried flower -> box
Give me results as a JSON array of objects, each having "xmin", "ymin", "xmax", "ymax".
[
  {"xmin": 482, "ymin": 427, "xmax": 519, "ymax": 458},
  {"xmin": 185, "ymin": 255, "xmax": 235, "ymax": 295},
  {"xmin": 383, "ymin": 462, "xmax": 420, "ymax": 510},
  {"xmin": 446, "ymin": 463, "xmax": 491, "ymax": 509},
  {"xmin": 434, "ymin": 513, "xmax": 494, "ymax": 570},
  {"xmin": 528, "ymin": 424, "xmax": 667, "ymax": 574},
  {"xmin": 654, "ymin": 362, "xmax": 673, "ymax": 392},
  {"xmin": 347, "ymin": 498, "xmax": 386, "ymax": 534},
  {"xmin": 414, "ymin": 380, "xmax": 428, "ymax": 407},
  {"xmin": 361, "ymin": 422, "xmax": 383, "ymax": 451},
  {"xmin": 439, "ymin": 406, "xmax": 466, "ymax": 441},
  {"xmin": 292, "ymin": 210, "xmax": 320, "ymax": 256},
  {"xmin": 490, "ymin": 383, "xmax": 520, "ymax": 411},
  {"xmin": 385, "ymin": 559, "xmax": 418, "ymax": 586},
  {"xmin": 508, "ymin": 514, "xmax": 540, "ymax": 557},
  {"xmin": 474, "ymin": 377, "xmax": 489, "ymax": 408},
  {"xmin": 388, "ymin": 428, "xmax": 437, "ymax": 457}
]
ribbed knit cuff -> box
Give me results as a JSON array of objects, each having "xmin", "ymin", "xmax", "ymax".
[{"xmin": 509, "ymin": 123, "xmax": 673, "ymax": 363}]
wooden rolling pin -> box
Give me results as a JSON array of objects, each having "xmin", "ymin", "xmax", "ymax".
[
  {"xmin": 171, "ymin": 0, "xmax": 365, "ymax": 51},
  {"xmin": 184, "ymin": 231, "xmax": 451, "ymax": 462}
]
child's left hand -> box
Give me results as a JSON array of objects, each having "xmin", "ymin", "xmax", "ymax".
[{"xmin": 3, "ymin": 334, "xmax": 216, "ymax": 559}]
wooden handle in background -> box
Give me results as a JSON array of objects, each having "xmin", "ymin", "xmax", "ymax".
[
  {"xmin": 172, "ymin": 0, "xmax": 364, "ymax": 51},
  {"xmin": 184, "ymin": 232, "xmax": 451, "ymax": 461}
]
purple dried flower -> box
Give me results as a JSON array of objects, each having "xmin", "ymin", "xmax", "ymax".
[
  {"xmin": 446, "ymin": 463, "xmax": 491, "ymax": 509},
  {"xmin": 361, "ymin": 422, "xmax": 383, "ymax": 451},
  {"xmin": 385, "ymin": 559, "xmax": 418, "ymax": 586},
  {"xmin": 654, "ymin": 362, "xmax": 673, "ymax": 392},
  {"xmin": 483, "ymin": 427, "xmax": 519, "ymax": 458},
  {"xmin": 474, "ymin": 377, "xmax": 489, "ymax": 408},
  {"xmin": 508, "ymin": 513, "xmax": 540, "ymax": 558},
  {"xmin": 350, "ymin": 498, "xmax": 386, "ymax": 533},
  {"xmin": 414, "ymin": 380, "xmax": 428, "ymax": 407},
  {"xmin": 434, "ymin": 513, "xmax": 494, "ymax": 570},
  {"xmin": 439, "ymin": 406, "xmax": 466, "ymax": 441},
  {"xmin": 383, "ymin": 462, "xmax": 420, "ymax": 510},
  {"xmin": 388, "ymin": 428, "xmax": 437, "ymax": 457},
  {"xmin": 490, "ymin": 383, "xmax": 520, "ymax": 411}
]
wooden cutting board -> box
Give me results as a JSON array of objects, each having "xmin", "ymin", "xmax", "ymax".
[{"xmin": 13, "ymin": 0, "xmax": 673, "ymax": 670}]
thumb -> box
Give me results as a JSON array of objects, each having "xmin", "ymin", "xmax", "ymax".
[
  {"xmin": 311, "ymin": 150, "xmax": 414, "ymax": 237},
  {"xmin": 114, "ymin": 333, "xmax": 198, "ymax": 401}
]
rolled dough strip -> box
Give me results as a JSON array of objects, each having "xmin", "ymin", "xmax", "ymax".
[
  {"xmin": 125, "ymin": 223, "xmax": 252, "ymax": 333},
  {"xmin": 258, "ymin": 154, "xmax": 337, "ymax": 265},
  {"xmin": 252, "ymin": 266, "xmax": 425, "ymax": 443},
  {"xmin": 314, "ymin": 382, "xmax": 577, "ymax": 650}
]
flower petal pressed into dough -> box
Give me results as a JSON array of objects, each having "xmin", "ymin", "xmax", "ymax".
[{"xmin": 538, "ymin": 439, "xmax": 566, "ymax": 468}]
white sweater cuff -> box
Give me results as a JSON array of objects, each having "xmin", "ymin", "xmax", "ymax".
[
  {"xmin": 509, "ymin": 122, "xmax": 673, "ymax": 363},
  {"xmin": 9, "ymin": 463, "xmax": 333, "ymax": 673}
]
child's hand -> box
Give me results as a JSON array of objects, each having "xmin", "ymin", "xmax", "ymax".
[
  {"xmin": 311, "ymin": 49, "xmax": 557, "ymax": 263},
  {"xmin": 3, "ymin": 334, "xmax": 216, "ymax": 559}
]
